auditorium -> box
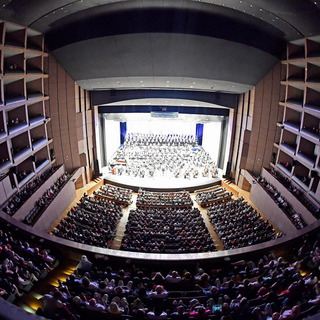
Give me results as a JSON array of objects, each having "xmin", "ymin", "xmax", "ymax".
[{"xmin": 0, "ymin": 1, "xmax": 320, "ymax": 319}]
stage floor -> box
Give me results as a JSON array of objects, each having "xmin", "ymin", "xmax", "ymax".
[{"xmin": 102, "ymin": 169, "xmax": 222, "ymax": 192}]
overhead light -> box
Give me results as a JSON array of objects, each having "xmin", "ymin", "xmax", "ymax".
[{"xmin": 140, "ymin": 80, "xmax": 143, "ymax": 83}]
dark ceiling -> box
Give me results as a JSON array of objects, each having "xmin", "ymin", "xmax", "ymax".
[{"xmin": 0, "ymin": 0, "xmax": 320, "ymax": 104}]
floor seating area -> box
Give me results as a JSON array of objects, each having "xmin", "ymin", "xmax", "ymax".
[
  {"xmin": 93, "ymin": 184, "xmax": 133, "ymax": 207},
  {"xmin": 51, "ymin": 194, "xmax": 123, "ymax": 248},
  {"xmin": 195, "ymin": 186, "xmax": 233, "ymax": 207},
  {"xmin": 136, "ymin": 190, "xmax": 193, "ymax": 208},
  {"xmin": 121, "ymin": 207, "xmax": 216, "ymax": 253},
  {"xmin": 207, "ymin": 197, "xmax": 279, "ymax": 250}
]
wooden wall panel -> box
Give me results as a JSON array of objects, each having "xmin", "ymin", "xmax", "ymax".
[
  {"xmin": 46, "ymin": 55, "xmax": 94, "ymax": 180},
  {"xmin": 232, "ymin": 62, "xmax": 282, "ymax": 184}
]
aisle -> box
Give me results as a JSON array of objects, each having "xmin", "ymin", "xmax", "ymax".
[
  {"xmin": 15, "ymin": 258, "xmax": 78, "ymax": 314},
  {"xmin": 191, "ymin": 194, "xmax": 225, "ymax": 251},
  {"xmin": 110, "ymin": 193, "xmax": 137, "ymax": 249}
]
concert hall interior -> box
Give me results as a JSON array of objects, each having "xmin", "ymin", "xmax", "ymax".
[{"xmin": 0, "ymin": 1, "xmax": 320, "ymax": 320}]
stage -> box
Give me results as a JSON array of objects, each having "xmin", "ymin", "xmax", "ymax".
[{"xmin": 102, "ymin": 169, "xmax": 222, "ymax": 192}]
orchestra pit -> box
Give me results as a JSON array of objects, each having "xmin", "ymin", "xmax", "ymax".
[{"xmin": 0, "ymin": 1, "xmax": 319, "ymax": 319}]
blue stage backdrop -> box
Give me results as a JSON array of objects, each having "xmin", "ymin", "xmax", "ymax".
[
  {"xmin": 196, "ymin": 123, "xmax": 204, "ymax": 146},
  {"xmin": 120, "ymin": 122, "xmax": 127, "ymax": 145}
]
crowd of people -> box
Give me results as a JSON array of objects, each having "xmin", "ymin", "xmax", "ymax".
[
  {"xmin": 37, "ymin": 232, "xmax": 320, "ymax": 320},
  {"xmin": 268, "ymin": 169, "xmax": 319, "ymax": 218},
  {"xmin": 94, "ymin": 184, "xmax": 133, "ymax": 206},
  {"xmin": 256, "ymin": 177, "xmax": 307, "ymax": 230},
  {"xmin": 195, "ymin": 187, "xmax": 233, "ymax": 207},
  {"xmin": 121, "ymin": 207, "xmax": 216, "ymax": 253},
  {"xmin": 23, "ymin": 172, "xmax": 70, "ymax": 225},
  {"xmin": 0, "ymin": 222, "xmax": 59, "ymax": 304},
  {"xmin": 136, "ymin": 190, "xmax": 193, "ymax": 208},
  {"xmin": 208, "ymin": 198, "xmax": 279, "ymax": 250},
  {"xmin": 1, "ymin": 166, "xmax": 59, "ymax": 216},
  {"xmin": 51, "ymin": 194, "xmax": 123, "ymax": 248},
  {"xmin": 109, "ymin": 133, "xmax": 218, "ymax": 180},
  {"xmin": 125, "ymin": 133, "xmax": 199, "ymax": 147}
]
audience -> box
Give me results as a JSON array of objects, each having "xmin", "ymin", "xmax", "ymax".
[
  {"xmin": 2, "ymin": 166, "xmax": 59, "ymax": 216},
  {"xmin": 136, "ymin": 190, "xmax": 193, "ymax": 208},
  {"xmin": 37, "ymin": 231, "xmax": 320, "ymax": 320},
  {"xmin": 195, "ymin": 187, "xmax": 233, "ymax": 207},
  {"xmin": 256, "ymin": 176, "xmax": 307, "ymax": 229},
  {"xmin": 23, "ymin": 172, "xmax": 70, "ymax": 225},
  {"xmin": 0, "ymin": 222, "xmax": 59, "ymax": 304},
  {"xmin": 94, "ymin": 184, "xmax": 133, "ymax": 206},
  {"xmin": 121, "ymin": 207, "xmax": 216, "ymax": 253},
  {"xmin": 208, "ymin": 197, "xmax": 279, "ymax": 250},
  {"xmin": 268, "ymin": 169, "xmax": 319, "ymax": 218},
  {"xmin": 51, "ymin": 194, "xmax": 123, "ymax": 248}
]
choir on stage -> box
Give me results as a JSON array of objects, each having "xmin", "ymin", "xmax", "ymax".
[{"xmin": 109, "ymin": 133, "xmax": 219, "ymax": 180}]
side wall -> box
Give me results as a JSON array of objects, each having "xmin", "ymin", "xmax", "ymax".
[
  {"xmin": 45, "ymin": 55, "xmax": 95, "ymax": 185},
  {"xmin": 230, "ymin": 62, "xmax": 285, "ymax": 185}
]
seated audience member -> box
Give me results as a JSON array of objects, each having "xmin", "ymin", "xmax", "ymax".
[
  {"xmin": 171, "ymin": 305, "xmax": 189, "ymax": 320},
  {"xmin": 40, "ymin": 290, "xmax": 63, "ymax": 318},
  {"xmin": 76, "ymin": 255, "xmax": 92, "ymax": 274},
  {"xmin": 85, "ymin": 297, "xmax": 106, "ymax": 312},
  {"xmin": 165, "ymin": 270, "xmax": 182, "ymax": 283},
  {"xmin": 147, "ymin": 306, "xmax": 168, "ymax": 319},
  {"xmin": 108, "ymin": 301, "xmax": 124, "ymax": 315},
  {"xmin": 148, "ymin": 285, "xmax": 169, "ymax": 299},
  {"xmin": 279, "ymin": 305, "xmax": 300, "ymax": 319}
]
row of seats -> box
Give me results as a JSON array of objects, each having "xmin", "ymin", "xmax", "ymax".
[
  {"xmin": 51, "ymin": 194, "xmax": 123, "ymax": 248},
  {"xmin": 23, "ymin": 172, "xmax": 70, "ymax": 225},
  {"xmin": 256, "ymin": 176, "xmax": 307, "ymax": 230},
  {"xmin": 37, "ymin": 230, "xmax": 320, "ymax": 320},
  {"xmin": 121, "ymin": 207, "xmax": 216, "ymax": 253},
  {"xmin": 207, "ymin": 197, "xmax": 279, "ymax": 250},
  {"xmin": 94, "ymin": 184, "xmax": 133, "ymax": 206},
  {"xmin": 1, "ymin": 166, "xmax": 59, "ymax": 216}
]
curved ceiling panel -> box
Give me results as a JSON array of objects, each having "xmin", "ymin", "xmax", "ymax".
[
  {"xmin": 53, "ymin": 33, "xmax": 278, "ymax": 93},
  {"xmin": 0, "ymin": 0, "xmax": 319, "ymax": 95}
]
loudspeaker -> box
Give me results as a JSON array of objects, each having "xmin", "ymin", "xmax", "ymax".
[{"xmin": 10, "ymin": 166, "xmax": 17, "ymax": 174}]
